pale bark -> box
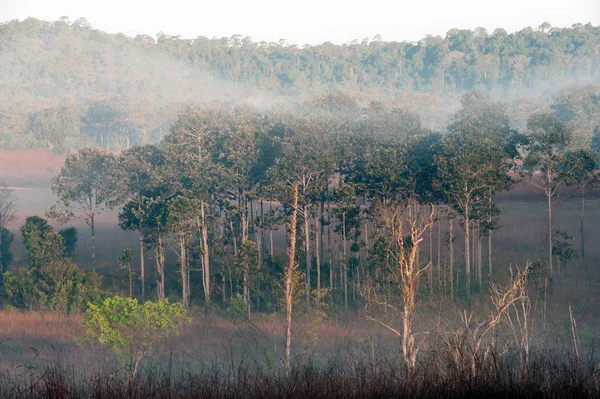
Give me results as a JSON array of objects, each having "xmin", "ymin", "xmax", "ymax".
[
  {"xmin": 285, "ymin": 182, "xmax": 299, "ymax": 373},
  {"xmin": 180, "ymin": 232, "xmax": 189, "ymax": 309},
  {"xmin": 155, "ymin": 235, "xmax": 165, "ymax": 300},
  {"xmin": 199, "ymin": 202, "xmax": 211, "ymax": 306},
  {"xmin": 304, "ymin": 204, "xmax": 311, "ymax": 304}
]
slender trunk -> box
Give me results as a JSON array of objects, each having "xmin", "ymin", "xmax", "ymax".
[
  {"xmin": 139, "ymin": 233, "xmax": 145, "ymax": 303},
  {"xmin": 429, "ymin": 223, "xmax": 433, "ymax": 293},
  {"xmin": 128, "ymin": 264, "xmax": 133, "ymax": 298},
  {"xmin": 328, "ymin": 221, "xmax": 333, "ymax": 291},
  {"xmin": 580, "ymin": 193, "xmax": 585, "ymax": 261},
  {"xmin": 477, "ymin": 223, "xmax": 482, "ymax": 289},
  {"xmin": 200, "ymin": 202, "xmax": 211, "ymax": 306},
  {"xmin": 488, "ymin": 195, "xmax": 493, "ymax": 277},
  {"xmin": 91, "ymin": 214, "xmax": 96, "ymax": 263},
  {"xmin": 244, "ymin": 267, "xmax": 250, "ymax": 318},
  {"xmin": 464, "ymin": 205, "xmax": 471, "ymax": 305},
  {"xmin": 230, "ymin": 220, "xmax": 237, "ymax": 253},
  {"xmin": 450, "ymin": 215, "xmax": 454, "ymax": 302},
  {"xmin": 547, "ymin": 190, "xmax": 553, "ymax": 275},
  {"xmin": 156, "ymin": 235, "xmax": 165, "ymax": 300},
  {"xmin": 437, "ymin": 206, "xmax": 441, "ymax": 294},
  {"xmin": 285, "ymin": 183, "xmax": 299, "ymax": 373},
  {"xmin": 180, "ymin": 232, "xmax": 188, "ymax": 309},
  {"xmin": 315, "ymin": 216, "xmax": 321, "ymax": 298},
  {"xmin": 343, "ymin": 212, "xmax": 348, "ymax": 311},
  {"xmin": 304, "ymin": 204, "xmax": 311, "ymax": 304}
]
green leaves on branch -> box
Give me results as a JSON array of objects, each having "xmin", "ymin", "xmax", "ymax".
[{"xmin": 81, "ymin": 296, "xmax": 190, "ymax": 375}]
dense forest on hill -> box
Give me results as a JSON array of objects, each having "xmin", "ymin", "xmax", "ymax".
[{"xmin": 0, "ymin": 17, "xmax": 599, "ymax": 152}]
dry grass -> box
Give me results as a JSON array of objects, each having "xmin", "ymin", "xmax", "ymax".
[{"xmin": 0, "ymin": 311, "xmax": 83, "ymax": 344}]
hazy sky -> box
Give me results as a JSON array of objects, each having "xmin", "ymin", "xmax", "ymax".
[{"xmin": 2, "ymin": 0, "xmax": 599, "ymax": 45}]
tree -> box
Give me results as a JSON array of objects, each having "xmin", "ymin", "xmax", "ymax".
[
  {"xmin": 561, "ymin": 149, "xmax": 598, "ymax": 260},
  {"xmin": 58, "ymin": 226, "xmax": 78, "ymax": 259},
  {"xmin": 19, "ymin": 216, "xmax": 65, "ymax": 268},
  {"xmin": 0, "ymin": 183, "xmax": 17, "ymax": 273},
  {"xmin": 363, "ymin": 202, "xmax": 434, "ymax": 375},
  {"xmin": 114, "ymin": 145, "xmax": 166, "ymax": 303},
  {"xmin": 50, "ymin": 147, "xmax": 116, "ymax": 262},
  {"xmin": 82, "ymin": 296, "xmax": 189, "ymax": 377},
  {"xmin": 4, "ymin": 216, "xmax": 100, "ymax": 313},
  {"xmin": 119, "ymin": 248, "xmax": 135, "ymax": 298},
  {"xmin": 0, "ymin": 228, "xmax": 14, "ymax": 271},
  {"xmin": 524, "ymin": 112, "xmax": 572, "ymax": 276},
  {"xmin": 266, "ymin": 115, "xmax": 329, "ymax": 372},
  {"xmin": 436, "ymin": 93, "xmax": 513, "ymax": 304}
]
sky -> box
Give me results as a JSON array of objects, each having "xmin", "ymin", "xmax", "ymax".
[{"xmin": 1, "ymin": 0, "xmax": 599, "ymax": 45}]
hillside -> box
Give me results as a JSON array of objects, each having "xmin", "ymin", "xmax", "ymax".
[{"xmin": 0, "ymin": 18, "xmax": 599, "ymax": 152}]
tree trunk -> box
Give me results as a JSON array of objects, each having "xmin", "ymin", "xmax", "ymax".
[
  {"xmin": 91, "ymin": 214, "xmax": 96, "ymax": 263},
  {"xmin": 285, "ymin": 182, "xmax": 299, "ymax": 373},
  {"xmin": 304, "ymin": 204, "xmax": 311, "ymax": 305},
  {"xmin": 464, "ymin": 205, "xmax": 471, "ymax": 305},
  {"xmin": 450, "ymin": 215, "xmax": 454, "ymax": 302},
  {"xmin": 199, "ymin": 202, "xmax": 211, "ymax": 306},
  {"xmin": 477, "ymin": 224, "xmax": 482, "ymax": 289},
  {"xmin": 139, "ymin": 233, "xmax": 145, "ymax": 303},
  {"xmin": 547, "ymin": 189, "xmax": 553, "ymax": 275},
  {"xmin": 437, "ymin": 206, "xmax": 441, "ymax": 294},
  {"xmin": 343, "ymin": 212, "xmax": 348, "ymax": 311},
  {"xmin": 580, "ymin": 193, "xmax": 585, "ymax": 261},
  {"xmin": 315, "ymin": 216, "xmax": 321, "ymax": 298},
  {"xmin": 180, "ymin": 232, "xmax": 189, "ymax": 309},
  {"xmin": 429, "ymin": 223, "xmax": 433, "ymax": 293},
  {"xmin": 156, "ymin": 235, "xmax": 165, "ymax": 300},
  {"xmin": 488, "ymin": 195, "xmax": 493, "ymax": 278}
]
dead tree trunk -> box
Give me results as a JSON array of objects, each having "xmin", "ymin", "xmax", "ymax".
[{"xmin": 285, "ymin": 182, "xmax": 300, "ymax": 373}]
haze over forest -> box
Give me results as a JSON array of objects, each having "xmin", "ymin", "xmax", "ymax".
[{"xmin": 0, "ymin": 17, "xmax": 599, "ymax": 153}]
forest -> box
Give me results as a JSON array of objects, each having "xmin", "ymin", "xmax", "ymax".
[
  {"xmin": 0, "ymin": 18, "xmax": 599, "ymax": 151},
  {"xmin": 0, "ymin": 17, "xmax": 600, "ymax": 398}
]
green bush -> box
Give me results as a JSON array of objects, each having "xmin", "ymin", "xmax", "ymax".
[{"xmin": 81, "ymin": 296, "xmax": 190, "ymax": 376}]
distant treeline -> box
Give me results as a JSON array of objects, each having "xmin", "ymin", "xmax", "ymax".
[{"xmin": 0, "ymin": 17, "xmax": 599, "ymax": 152}]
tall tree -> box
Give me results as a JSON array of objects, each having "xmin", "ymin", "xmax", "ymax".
[
  {"xmin": 50, "ymin": 147, "xmax": 116, "ymax": 262},
  {"xmin": 524, "ymin": 112, "xmax": 572, "ymax": 276},
  {"xmin": 436, "ymin": 93, "xmax": 513, "ymax": 304},
  {"xmin": 115, "ymin": 145, "xmax": 166, "ymax": 302},
  {"xmin": 560, "ymin": 149, "xmax": 598, "ymax": 260},
  {"xmin": 266, "ymin": 115, "xmax": 328, "ymax": 372}
]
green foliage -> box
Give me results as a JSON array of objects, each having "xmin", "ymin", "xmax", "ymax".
[
  {"xmin": 234, "ymin": 240, "xmax": 260, "ymax": 283},
  {"xmin": 226, "ymin": 293, "xmax": 248, "ymax": 320},
  {"xmin": 19, "ymin": 216, "xmax": 65, "ymax": 268},
  {"xmin": 3, "ymin": 259, "xmax": 102, "ymax": 313},
  {"xmin": 0, "ymin": 228, "xmax": 14, "ymax": 271},
  {"xmin": 58, "ymin": 226, "xmax": 78, "ymax": 259},
  {"xmin": 553, "ymin": 230, "xmax": 577, "ymax": 268},
  {"xmin": 5, "ymin": 216, "xmax": 100, "ymax": 313},
  {"xmin": 118, "ymin": 248, "xmax": 134, "ymax": 272},
  {"xmin": 561, "ymin": 149, "xmax": 599, "ymax": 192},
  {"xmin": 82, "ymin": 296, "xmax": 190, "ymax": 375}
]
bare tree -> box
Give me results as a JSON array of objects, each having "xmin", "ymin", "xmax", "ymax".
[
  {"xmin": 441, "ymin": 264, "xmax": 530, "ymax": 377},
  {"xmin": 362, "ymin": 201, "xmax": 434, "ymax": 375}
]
